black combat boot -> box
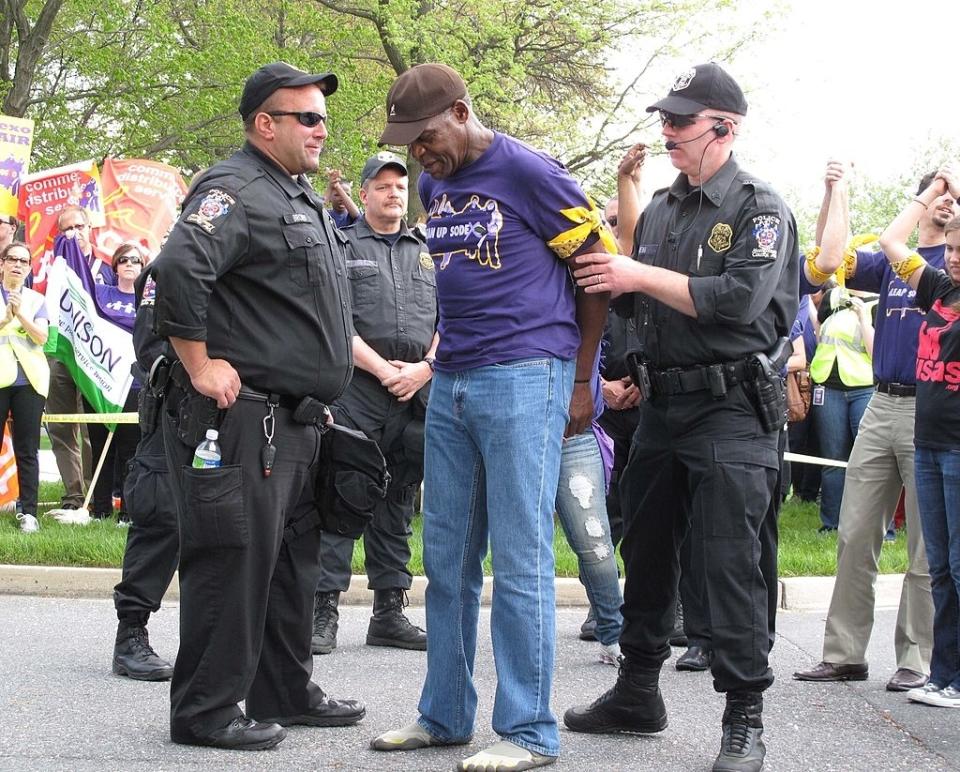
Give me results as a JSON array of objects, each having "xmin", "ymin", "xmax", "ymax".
[
  {"xmin": 366, "ymin": 589, "xmax": 427, "ymax": 650},
  {"xmin": 713, "ymin": 691, "xmax": 765, "ymax": 772},
  {"xmin": 563, "ymin": 658, "xmax": 668, "ymax": 734},
  {"xmin": 669, "ymin": 596, "xmax": 687, "ymax": 647},
  {"xmin": 312, "ymin": 591, "xmax": 340, "ymax": 655},
  {"xmin": 113, "ymin": 620, "xmax": 173, "ymax": 681}
]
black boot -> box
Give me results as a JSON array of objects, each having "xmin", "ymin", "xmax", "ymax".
[
  {"xmin": 366, "ymin": 589, "xmax": 427, "ymax": 650},
  {"xmin": 669, "ymin": 596, "xmax": 687, "ymax": 647},
  {"xmin": 564, "ymin": 658, "xmax": 668, "ymax": 734},
  {"xmin": 113, "ymin": 622, "xmax": 173, "ymax": 681},
  {"xmin": 312, "ymin": 591, "xmax": 340, "ymax": 655},
  {"xmin": 579, "ymin": 607, "xmax": 598, "ymax": 641},
  {"xmin": 713, "ymin": 692, "xmax": 765, "ymax": 772}
]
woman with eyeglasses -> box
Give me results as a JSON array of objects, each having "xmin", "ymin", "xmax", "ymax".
[
  {"xmin": 83, "ymin": 243, "xmax": 145, "ymax": 521},
  {"xmin": 0, "ymin": 241, "xmax": 50, "ymax": 533}
]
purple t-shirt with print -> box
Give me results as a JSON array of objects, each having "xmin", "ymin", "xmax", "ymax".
[
  {"xmin": 419, "ymin": 132, "xmax": 591, "ymax": 371},
  {"xmin": 95, "ymin": 284, "xmax": 137, "ymax": 333},
  {"xmin": 846, "ymin": 243, "xmax": 945, "ymax": 384}
]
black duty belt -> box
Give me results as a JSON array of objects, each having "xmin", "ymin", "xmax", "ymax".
[
  {"xmin": 649, "ymin": 359, "xmax": 753, "ymax": 397},
  {"xmin": 168, "ymin": 362, "xmax": 302, "ymax": 410},
  {"xmin": 875, "ymin": 381, "xmax": 916, "ymax": 398},
  {"xmin": 237, "ymin": 386, "xmax": 301, "ymax": 410}
]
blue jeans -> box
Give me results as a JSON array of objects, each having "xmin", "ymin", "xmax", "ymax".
[
  {"xmin": 915, "ymin": 447, "xmax": 960, "ymax": 690},
  {"xmin": 417, "ymin": 358, "xmax": 573, "ymax": 758},
  {"xmin": 812, "ymin": 385, "xmax": 873, "ymax": 529},
  {"xmin": 555, "ymin": 430, "xmax": 623, "ymax": 646}
]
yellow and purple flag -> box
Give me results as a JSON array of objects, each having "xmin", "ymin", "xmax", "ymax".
[{"xmin": 0, "ymin": 115, "xmax": 34, "ymax": 219}]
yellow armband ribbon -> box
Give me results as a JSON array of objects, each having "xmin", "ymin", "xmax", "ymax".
[
  {"xmin": 890, "ymin": 252, "xmax": 926, "ymax": 282},
  {"xmin": 547, "ymin": 200, "xmax": 619, "ymax": 259},
  {"xmin": 843, "ymin": 233, "xmax": 878, "ymax": 279},
  {"xmin": 804, "ymin": 246, "xmax": 846, "ymax": 286},
  {"xmin": 804, "ymin": 247, "xmax": 829, "ymax": 284}
]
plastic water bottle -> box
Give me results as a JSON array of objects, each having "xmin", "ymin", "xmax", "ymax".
[{"xmin": 192, "ymin": 429, "xmax": 222, "ymax": 469}]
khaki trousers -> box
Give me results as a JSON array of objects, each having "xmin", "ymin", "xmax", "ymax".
[
  {"xmin": 45, "ymin": 357, "xmax": 91, "ymax": 506},
  {"xmin": 822, "ymin": 392, "xmax": 933, "ymax": 672}
]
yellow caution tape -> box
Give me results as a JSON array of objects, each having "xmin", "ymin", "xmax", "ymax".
[{"xmin": 42, "ymin": 413, "xmax": 139, "ymax": 424}]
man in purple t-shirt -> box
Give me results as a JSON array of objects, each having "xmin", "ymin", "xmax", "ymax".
[
  {"xmin": 795, "ymin": 169, "xmax": 958, "ymax": 691},
  {"xmin": 369, "ymin": 63, "xmax": 612, "ymax": 771}
]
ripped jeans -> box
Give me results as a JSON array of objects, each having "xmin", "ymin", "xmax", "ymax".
[{"xmin": 556, "ymin": 429, "xmax": 623, "ymax": 646}]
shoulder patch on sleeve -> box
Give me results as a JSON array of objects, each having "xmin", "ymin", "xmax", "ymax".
[
  {"xmin": 750, "ymin": 215, "xmax": 781, "ymax": 260},
  {"xmin": 184, "ymin": 188, "xmax": 236, "ymax": 234},
  {"xmin": 140, "ymin": 276, "xmax": 157, "ymax": 307}
]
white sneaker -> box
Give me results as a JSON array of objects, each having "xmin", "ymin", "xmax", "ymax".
[
  {"xmin": 50, "ymin": 508, "xmax": 91, "ymax": 525},
  {"xmin": 16, "ymin": 513, "xmax": 39, "ymax": 533},
  {"xmin": 919, "ymin": 685, "xmax": 960, "ymax": 708},
  {"xmin": 907, "ymin": 682, "xmax": 942, "ymax": 704},
  {"xmin": 598, "ymin": 642, "xmax": 622, "ymax": 666}
]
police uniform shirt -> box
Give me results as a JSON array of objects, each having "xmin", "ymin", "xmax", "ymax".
[
  {"xmin": 628, "ymin": 155, "xmax": 799, "ymax": 368},
  {"xmin": 344, "ymin": 216, "xmax": 437, "ymax": 368},
  {"xmin": 152, "ymin": 142, "xmax": 354, "ymax": 401}
]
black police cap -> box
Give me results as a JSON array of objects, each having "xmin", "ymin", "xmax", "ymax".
[
  {"xmin": 360, "ymin": 151, "xmax": 408, "ymax": 186},
  {"xmin": 646, "ymin": 63, "xmax": 748, "ymax": 117},
  {"xmin": 239, "ymin": 62, "xmax": 338, "ymax": 120}
]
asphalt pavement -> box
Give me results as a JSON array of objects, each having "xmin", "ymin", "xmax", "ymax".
[{"xmin": 1, "ymin": 594, "xmax": 957, "ymax": 772}]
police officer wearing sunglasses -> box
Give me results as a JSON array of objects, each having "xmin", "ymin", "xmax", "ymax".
[
  {"xmin": 151, "ymin": 62, "xmax": 363, "ymax": 751},
  {"xmin": 565, "ymin": 63, "xmax": 798, "ymax": 772}
]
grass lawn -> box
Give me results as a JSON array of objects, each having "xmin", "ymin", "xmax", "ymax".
[{"xmin": 0, "ymin": 482, "xmax": 909, "ymax": 578}]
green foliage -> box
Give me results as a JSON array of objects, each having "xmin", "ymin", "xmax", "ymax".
[{"xmin": 1, "ymin": 0, "xmax": 774, "ymax": 203}]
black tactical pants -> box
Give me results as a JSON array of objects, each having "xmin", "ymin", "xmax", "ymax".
[
  {"xmin": 163, "ymin": 394, "xmax": 328, "ymax": 738},
  {"xmin": 113, "ymin": 427, "xmax": 179, "ymax": 623},
  {"xmin": 678, "ymin": 426, "xmax": 785, "ymax": 653},
  {"xmin": 619, "ymin": 384, "xmax": 779, "ymax": 693}
]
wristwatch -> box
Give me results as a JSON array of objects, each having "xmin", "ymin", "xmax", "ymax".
[{"xmin": 423, "ymin": 356, "xmax": 436, "ymax": 371}]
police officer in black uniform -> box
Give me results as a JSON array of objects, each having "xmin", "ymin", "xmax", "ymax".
[
  {"xmin": 312, "ymin": 151, "xmax": 436, "ymax": 654},
  {"xmin": 111, "ymin": 266, "xmax": 178, "ymax": 681},
  {"xmin": 563, "ymin": 63, "xmax": 798, "ymax": 772},
  {"xmin": 151, "ymin": 62, "xmax": 364, "ymax": 751}
]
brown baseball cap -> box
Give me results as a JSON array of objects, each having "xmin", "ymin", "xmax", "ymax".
[
  {"xmin": 239, "ymin": 61, "xmax": 338, "ymax": 120},
  {"xmin": 379, "ymin": 63, "xmax": 467, "ymax": 146}
]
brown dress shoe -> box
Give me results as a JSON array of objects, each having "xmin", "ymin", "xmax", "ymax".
[
  {"xmin": 793, "ymin": 661, "xmax": 868, "ymax": 682},
  {"xmin": 886, "ymin": 668, "xmax": 927, "ymax": 692}
]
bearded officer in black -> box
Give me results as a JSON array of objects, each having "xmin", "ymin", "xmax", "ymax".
[
  {"xmin": 152, "ymin": 62, "xmax": 364, "ymax": 751},
  {"xmin": 563, "ymin": 63, "xmax": 798, "ymax": 772}
]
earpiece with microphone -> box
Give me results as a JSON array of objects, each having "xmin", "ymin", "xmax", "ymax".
[{"xmin": 664, "ymin": 122, "xmax": 728, "ymax": 151}]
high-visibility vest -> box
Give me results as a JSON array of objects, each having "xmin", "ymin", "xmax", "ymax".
[
  {"xmin": 810, "ymin": 299, "xmax": 876, "ymax": 388},
  {"xmin": 0, "ymin": 286, "xmax": 50, "ymax": 397}
]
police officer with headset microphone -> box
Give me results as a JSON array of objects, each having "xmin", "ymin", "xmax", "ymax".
[{"xmin": 563, "ymin": 63, "xmax": 799, "ymax": 772}]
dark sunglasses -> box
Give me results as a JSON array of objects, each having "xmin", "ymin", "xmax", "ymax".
[
  {"xmin": 658, "ymin": 111, "xmax": 702, "ymax": 129},
  {"xmin": 0, "ymin": 218, "xmax": 15, "ymax": 226},
  {"xmin": 266, "ymin": 111, "xmax": 326, "ymax": 127},
  {"xmin": 117, "ymin": 255, "xmax": 143, "ymax": 266},
  {"xmin": 3, "ymin": 256, "xmax": 30, "ymax": 265},
  {"xmin": 607, "ymin": 215, "xmax": 618, "ymax": 227}
]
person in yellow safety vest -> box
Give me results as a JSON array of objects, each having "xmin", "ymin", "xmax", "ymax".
[
  {"xmin": 810, "ymin": 284, "xmax": 877, "ymax": 532},
  {"xmin": 0, "ymin": 241, "xmax": 50, "ymax": 533}
]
